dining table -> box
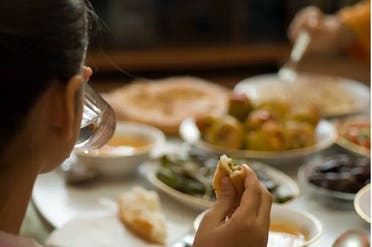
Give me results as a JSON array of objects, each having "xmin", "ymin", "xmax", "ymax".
[{"xmin": 24, "ymin": 139, "xmax": 370, "ymax": 247}]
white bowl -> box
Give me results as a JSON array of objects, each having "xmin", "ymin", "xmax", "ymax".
[
  {"xmin": 180, "ymin": 118, "xmax": 336, "ymax": 166},
  {"xmin": 354, "ymin": 184, "xmax": 371, "ymax": 223},
  {"xmin": 194, "ymin": 205, "xmax": 322, "ymax": 247},
  {"xmin": 75, "ymin": 121, "xmax": 166, "ymax": 176}
]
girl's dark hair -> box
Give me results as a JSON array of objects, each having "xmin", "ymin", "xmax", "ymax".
[{"xmin": 0, "ymin": 0, "xmax": 89, "ymax": 152}]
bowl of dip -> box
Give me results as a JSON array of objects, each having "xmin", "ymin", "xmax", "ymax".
[
  {"xmin": 75, "ymin": 121, "xmax": 166, "ymax": 176},
  {"xmin": 194, "ymin": 204, "xmax": 322, "ymax": 247}
]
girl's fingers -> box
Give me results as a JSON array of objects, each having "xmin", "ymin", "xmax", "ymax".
[
  {"xmin": 233, "ymin": 165, "xmax": 262, "ymax": 218},
  {"xmin": 204, "ymin": 176, "xmax": 237, "ymax": 228},
  {"xmin": 257, "ymin": 186, "xmax": 272, "ymax": 230}
]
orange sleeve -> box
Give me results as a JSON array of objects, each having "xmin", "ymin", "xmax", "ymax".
[{"xmin": 338, "ymin": 0, "xmax": 370, "ymax": 63}]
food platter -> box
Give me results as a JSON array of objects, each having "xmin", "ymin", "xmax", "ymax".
[
  {"xmin": 354, "ymin": 184, "xmax": 371, "ymax": 223},
  {"xmin": 180, "ymin": 118, "xmax": 336, "ymax": 160},
  {"xmin": 140, "ymin": 159, "xmax": 300, "ymax": 210},
  {"xmin": 234, "ymin": 74, "xmax": 370, "ymax": 118}
]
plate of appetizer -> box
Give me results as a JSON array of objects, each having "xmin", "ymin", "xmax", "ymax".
[
  {"xmin": 336, "ymin": 117, "xmax": 370, "ymax": 157},
  {"xmin": 180, "ymin": 93, "xmax": 336, "ymax": 161},
  {"xmin": 298, "ymin": 154, "xmax": 370, "ymax": 201},
  {"xmin": 140, "ymin": 149, "xmax": 300, "ymax": 210},
  {"xmin": 234, "ymin": 73, "xmax": 370, "ymax": 118}
]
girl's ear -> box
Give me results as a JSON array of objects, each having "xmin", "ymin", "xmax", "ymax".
[
  {"xmin": 82, "ymin": 66, "xmax": 93, "ymax": 82},
  {"xmin": 50, "ymin": 67, "xmax": 92, "ymax": 141},
  {"xmin": 63, "ymin": 75, "xmax": 85, "ymax": 140}
]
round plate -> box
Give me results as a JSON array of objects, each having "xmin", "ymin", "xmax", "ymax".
[
  {"xmin": 32, "ymin": 166, "xmax": 198, "ymax": 244},
  {"xmin": 234, "ymin": 74, "xmax": 370, "ymax": 118},
  {"xmin": 354, "ymin": 184, "xmax": 370, "ymax": 223},
  {"xmin": 140, "ymin": 160, "xmax": 300, "ymax": 210},
  {"xmin": 179, "ymin": 118, "xmax": 336, "ymax": 160},
  {"xmin": 335, "ymin": 117, "xmax": 370, "ymax": 158},
  {"xmin": 298, "ymin": 156, "xmax": 367, "ymax": 201}
]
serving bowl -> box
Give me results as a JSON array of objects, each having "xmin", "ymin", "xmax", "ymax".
[
  {"xmin": 193, "ymin": 205, "xmax": 322, "ymax": 247},
  {"xmin": 75, "ymin": 121, "xmax": 165, "ymax": 176},
  {"xmin": 180, "ymin": 117, "xmax": 336, "ymax": 166},
  {"xmin": 234, "ymin": 73, "xmax": 370, "ymax": 118}
]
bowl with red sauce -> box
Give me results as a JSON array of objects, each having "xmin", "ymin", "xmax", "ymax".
[{"xmin": 336, "ymin": 117, "xmax": 370, "ymax": 157}]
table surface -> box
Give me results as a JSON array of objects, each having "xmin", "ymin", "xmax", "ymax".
[{"xmin": 26, "ymin": 144, "xmax": 370, "ymax": 247}]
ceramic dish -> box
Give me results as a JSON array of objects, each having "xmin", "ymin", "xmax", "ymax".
[
  {"xmin": 75, "ymin": 121, "xmax": 165, "ymax": 176},
  {"xmin": 298, "ymin": 155, "xmax": 370, "ymax": 201},
  {"xmin": 354, "ymin": 184, "xmax": 371, "ymax": 223},
  {"xmin": 140, "ymin": 160, "xmax": 300, "ymax": 210},
  {"xmin": 234, "ymin": 73, "xmax": 370, "ymax": 118},
  {"xmin": 180, "ymin": 118, "xmax": 336, "ymax": 161},
  {"xmin": 193, "ymin": 205, "xmax": 322, "ymax": 247}
]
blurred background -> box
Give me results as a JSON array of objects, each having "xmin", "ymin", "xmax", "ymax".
[{"xmin": 86, "ymin": 0, "xmax": 369, "ymax": 91}]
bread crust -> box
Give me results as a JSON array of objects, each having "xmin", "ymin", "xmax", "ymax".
[
  {"xmin": 213, "ymin": 155, "xmax": 246, "ymax": 201},
  {"xmin": 118, "ymin": 187, "xmax": 167, "ymax": 245}
]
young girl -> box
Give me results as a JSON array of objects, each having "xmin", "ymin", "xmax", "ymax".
[{"xmin": 0, "ymin": 1, "xmax": 271, "ymax": 246}]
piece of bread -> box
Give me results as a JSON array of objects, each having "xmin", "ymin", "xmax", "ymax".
[
  {"xmin": 213, "ymin": 155, "xmax": 246, "ymax": 200},
  {"xmin": 118, "ymin": 187, "xmax": 167, "ymax": 245}
]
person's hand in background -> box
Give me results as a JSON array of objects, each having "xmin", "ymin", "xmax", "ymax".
[
  {"xmin": 193, "ymin": 165, "xmax": 272, "ymax": 247},
  {"xmin": 288, "ymin": 6, "xmax": 354, "ymax": 55}
]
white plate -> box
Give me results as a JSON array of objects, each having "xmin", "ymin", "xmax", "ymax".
[
  {"xmin": 180, "ymin": 118, "xmax": 336, "ymax": 160},
  {"xmin": 32, "ymin": 166, "xmax": 199, "ymax": 244},
  {"xmin": 354, "ymin": 184, "xmax": 371, "ymax": 223},
  {"xmin": 46, "ymin": 215, "xmax": 162, "ymax": 247},
  {"xmin": 140, "ymin": 160, "xmax": 300, "ymax": 210},
  {"xmin": 234, "ymin": 73, "xmax": 370, "ymax": 118}
]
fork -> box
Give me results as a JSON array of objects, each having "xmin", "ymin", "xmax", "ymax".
[{"xmin": 278, "ymin": 31, "xmax": 311, "ymax": 83}]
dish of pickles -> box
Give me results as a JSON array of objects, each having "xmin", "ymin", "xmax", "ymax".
[
  {"xmin": 180, "ymin": 93, "xmax": 336, "ymax": 159},
  {"xmin": 140, "ymin": 149, "xmax": 299, "ymax": 209}
]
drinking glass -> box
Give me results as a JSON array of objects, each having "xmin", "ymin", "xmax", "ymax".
[{"xmin": 74, "ymin": 83, "xmax": 116, "ymax": 151}]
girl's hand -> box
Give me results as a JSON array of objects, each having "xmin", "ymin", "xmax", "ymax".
[{"xmin": 193, "ymin": 165, "xmax": 272, "ymax": 247}]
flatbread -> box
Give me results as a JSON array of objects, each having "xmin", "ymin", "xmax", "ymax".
[
  {"xmin": 104, "ymin": 76, "xmax": 228, "ymax": 135},
  {"xmin": 213, "ymin": 155, "xmax": 246, "ymax": 201},
  {"xmin": 118, "ymin": 187, "xmax": 167, "ymax": 245}
]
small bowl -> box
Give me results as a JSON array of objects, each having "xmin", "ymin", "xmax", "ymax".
[
  {"xmin": 75, "ymin": 121, "xmax": 166, "ymax": 176},
  {"xmin": 194, "ymin": 205, "xmax": 322, "ymax": 247}
]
